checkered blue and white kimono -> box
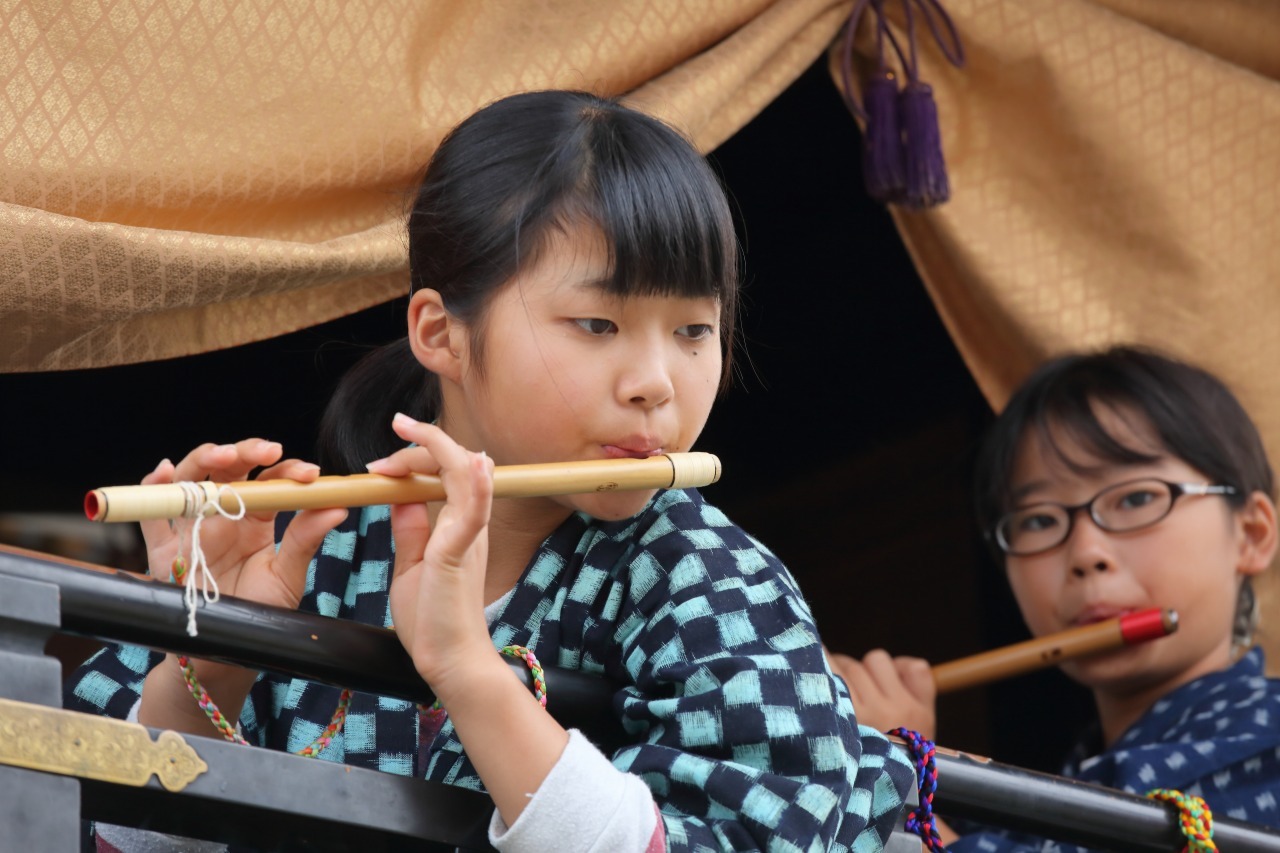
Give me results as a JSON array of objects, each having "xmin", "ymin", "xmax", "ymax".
[
  {"xmin": 949, "ymin": 646, "xmax": 1280, "ymax": 852},
  {"xmin": 68, "ymin": 487, "xmax": 915, "ymax": 852}
]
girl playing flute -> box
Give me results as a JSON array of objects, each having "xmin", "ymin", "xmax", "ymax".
[
  {"xmin": 66, "ymin": 89, "xmax": 914, "ymax": 853},
  {"xmin": 830, "ymin": 346, "xmax": 1280, "ymax": 849}
]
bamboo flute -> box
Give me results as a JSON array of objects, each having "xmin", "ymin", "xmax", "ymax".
[
  {"xmin": 85, "ymin": 452, "xmax": 721, "ymax": 523},
  {"xmin": 933, "ymin": 608, "xmax": 1178, "ymax": 694}
]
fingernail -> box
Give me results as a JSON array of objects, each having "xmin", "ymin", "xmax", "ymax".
[
  {"xmin": 154, "ymin": 458, "xmax": 171, "ymax": 473},
  {"xmin": 298, "ymin": 462, "xmax": 320, "ymax": 473},
  {"xmin": 393, "ymin": 412, "xmax": 417, "ymax": 426},
  {"xmin": 366, "ymin": 458, "xmax": 390, "ymax": 472},
  {"xmin": 216, "ymin": 444, "xmax": 235, "ymax": 452}
]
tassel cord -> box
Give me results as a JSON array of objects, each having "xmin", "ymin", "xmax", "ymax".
[
  {"xmin": 839, "ymin": 0, "xmax": 910, "ymax": 120},
  {"xmin": 901, "ymin": 0, "xmax": 965, "ymax": 84}
]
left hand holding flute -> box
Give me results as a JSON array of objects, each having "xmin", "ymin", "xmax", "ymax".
[
  {"xmin": 140, "ymin": 439, "xmax": 349, "ymax": 610},
  {"xmin": 826, "ymin": 647, "xmax": 937, "ymax": 738},
  {"xmin": 134, "ymin": 438, "xmax": 348, "ymax": 737}
]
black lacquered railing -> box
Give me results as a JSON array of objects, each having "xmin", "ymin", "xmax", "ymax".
[{"xmin": 2, "ymin": 548, "xmax": 1279, "ymax": 851}]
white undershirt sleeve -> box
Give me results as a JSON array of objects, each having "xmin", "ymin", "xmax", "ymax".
[{"xmin": 488, "ymin": 729, "xmax": 663, "ymax": 853}]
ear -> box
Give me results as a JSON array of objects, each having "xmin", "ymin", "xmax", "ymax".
[
  {"xmin": 407, "ymin": 288, "xmax": 464, "ymax": 383},
  {"xmin": 1235, "ymin": 490, "xmax": 1278, "ymax": 577}
]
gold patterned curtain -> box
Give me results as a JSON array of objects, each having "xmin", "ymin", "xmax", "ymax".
[
  {"xmin": 832, "ymin": 0, "xmax": 1280, "ymax": 669},
  {"xmin": 0, "ymin": 0, "xmax": 851, "ymax": 372},
  {"xmin": 6, "ymin": 0, "xmax": 1280, "ymax": 665}
]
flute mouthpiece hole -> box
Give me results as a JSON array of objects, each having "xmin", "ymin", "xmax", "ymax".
[{"xmin": 85, "ymin": 492, "xmax": 101, "ymax": 521}]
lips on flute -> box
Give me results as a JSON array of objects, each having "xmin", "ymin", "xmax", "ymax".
[
  {"xmin": 85, "ymin": 452, "xmax": 722, "ymax": 523},
  {"xmin": 932, "ymin": 608, "xmax": 1178, "ymax": 694}
]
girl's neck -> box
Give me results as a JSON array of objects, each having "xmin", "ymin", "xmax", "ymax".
[
  {"xmin": 1092, "ymin": 644, "xmax": 1233, "ymax": 747},
  {"xmin": 429, "ymin": 496, "xmax": 574, "ymax": 606},
  {"xmin": 1094, "ymin": 683, "xmax": 1170, "ymax": 748}
]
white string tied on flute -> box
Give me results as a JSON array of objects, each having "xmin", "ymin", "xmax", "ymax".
[{"xmin": 172, "ymin": 480, "xmax": 246, "ymax": 637}]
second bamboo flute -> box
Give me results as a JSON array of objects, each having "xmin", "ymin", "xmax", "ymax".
[
  {"xmin": 85, "ymin": 452, "xmax": 721, "ymax": 523},
  {"xmin": 933, "ymin": 608, "xmax": 1179, "ymax": 694}
]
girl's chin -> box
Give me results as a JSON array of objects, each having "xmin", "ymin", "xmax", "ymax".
[
  {"xmin": 1061, "ymin": 647, "xmax": 1169, "ymax": 692},
  {"xmin": 571, "ymin": 490, "xmax": 659, "ymax": 522}
]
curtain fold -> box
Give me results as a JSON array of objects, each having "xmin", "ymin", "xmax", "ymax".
[{"xmin": 0, "ymin": 0, "xmax": 850, "ymax": 372}]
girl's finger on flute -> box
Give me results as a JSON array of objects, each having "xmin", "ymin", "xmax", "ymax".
[
  {"xmin": 273, "ymin": 507, "xmax": 350, "ymax": 602},
  {"xmin": 254, "ymin": 457, "xmax": 322, "ymax": 483},
  {"xmin": 368, "ymin": 414, "xmax": 454, "ymax": 477},
  {"xmin": 171, "ymin": 439, "xmax": 278, "ymax": 484},
  {"xmin": 248, "ymin": 457, "xmax": 323, "ymax": 519},
  {"xmin": 366, "ymin": 444, "xmax": 441, "ymax": 478}
]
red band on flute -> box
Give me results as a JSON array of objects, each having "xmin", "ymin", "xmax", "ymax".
[{"xmin": 1119, "ymin": 608, "xmax": 1174, "ymax": 644}]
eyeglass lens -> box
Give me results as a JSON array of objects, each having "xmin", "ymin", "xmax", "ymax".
[{"xmin": 998, "ymin": 479, "xmax": 1175, "ymax": 556}]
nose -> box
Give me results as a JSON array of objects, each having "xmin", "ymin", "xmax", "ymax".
[
  {"xmin": 617, "ymin": 337, "xmax": 675, "ymax": 409},
  {"xmin": 1063, "ymin": 509, "xmax": 1115, "ymax": 578}
]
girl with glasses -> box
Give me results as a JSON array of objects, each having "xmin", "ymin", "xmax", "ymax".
[{"xmin": 830, "ymin": 345, "xmax": 1280, "ymax": 849}]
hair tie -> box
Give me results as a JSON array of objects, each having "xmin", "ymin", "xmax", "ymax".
[{"xmin": 1147, "ymin": 788, "xmax": 1217, "ymax": 851}]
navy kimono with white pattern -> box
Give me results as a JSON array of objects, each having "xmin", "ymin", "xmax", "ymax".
[
  {"xmin": 67, "ymin": 487, "xmax": 915, "ymax": 852},
  {"xmin": 949, "ymin": 647, "xmax": 1280, "ymax": 852}
]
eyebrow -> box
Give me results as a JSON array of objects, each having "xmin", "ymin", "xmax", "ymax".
[
  {"xmin": 1010, "ymin": 481, "xmax": 1051, "ymax": 503},
  {"xmin": 1009, "ymin": 458, "xmax": 1175, "ymax": 505}
]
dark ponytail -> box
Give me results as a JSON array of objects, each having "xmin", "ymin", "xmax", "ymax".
[{"xmin": 315, "ymin": 338, "xmax": 438, "ymax": 473}]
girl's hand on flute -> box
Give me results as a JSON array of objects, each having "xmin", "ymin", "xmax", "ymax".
[
  {"xmin": 137, "ymin": 439, "xmax": 349, "ymax": 736},
  {"xmin": 378, "ymin": 416, "xmax": 506, "ymax": 705},
  {"xmin": 140, "ymin": 439, "xmax": 348, "ymax": 610},
  {"xmin": 826, "ymin": 647, "xmax": 937, "ymax": 738}
]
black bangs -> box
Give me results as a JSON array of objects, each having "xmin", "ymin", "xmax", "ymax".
[
  {"xmin": 410, "ymin": 90, "xmax": 739, "ymax": 351},
  {"xmin": 576, "ymin": 107, "xmax": 738, "ymax": 306},
  {"xmin": 1028, "ymin": 370, "xmax": 1163, "ymax": 474},
  {"xmin": 516, "ymin": 96, "xmax": 740, "ymax": 354}
]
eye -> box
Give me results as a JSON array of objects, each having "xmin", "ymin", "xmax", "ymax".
[
  {"xmin": 1114, "ymin": 486, "xmax": 1161, "ymax": 511},
  {"xmin": 676, "ymin": 324, "xmax": 714, "ymax": 341},
  {"xmin": 573, "ymin": 318, "xmax": 616, "ymax": 336},
  {"xmin": 1016, "ymin": 511, "xmax": 1062, "ymax": 533}
]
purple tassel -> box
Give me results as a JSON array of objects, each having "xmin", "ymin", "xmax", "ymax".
[
  {"xmin": 861, "ymin": 71, "xmax": 905, "ymax": 204},
  {"xmin": 898, "ymin": 81, "xmax": 950, "ymax": 207}
]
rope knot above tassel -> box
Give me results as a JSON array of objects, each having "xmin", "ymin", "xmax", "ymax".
[{"xmin": 169, "ymin": 481, "xmax": 246, "ymax": 636}]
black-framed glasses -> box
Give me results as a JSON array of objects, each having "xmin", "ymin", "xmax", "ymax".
[{"xmin": 993, "ymin": 478, "xmax": 1238, "ymax": 557}]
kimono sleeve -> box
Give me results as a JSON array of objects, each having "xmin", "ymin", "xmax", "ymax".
[{"xmin": 65, "ymin": 643, "xmax": 165, "ymax": 720}]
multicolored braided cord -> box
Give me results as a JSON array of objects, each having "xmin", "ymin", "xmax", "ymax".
[
  {"xmin": 1147, "ymin": 788, "xmax": 1217, "ymax": 851},
  {"xmin": 170, "ymin": 557, "xmax": 350, "ymax": 756},
  {"xmin": 889, "ymin": 727, "xmax": 946, "ymax": 851},
  {"xmin": 426, "ymin": 643, "xmax": 548, "ymax": 712},
  {"xmin": 501, "ymin": 644, "xmax": 548, "ymax": 707}
]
